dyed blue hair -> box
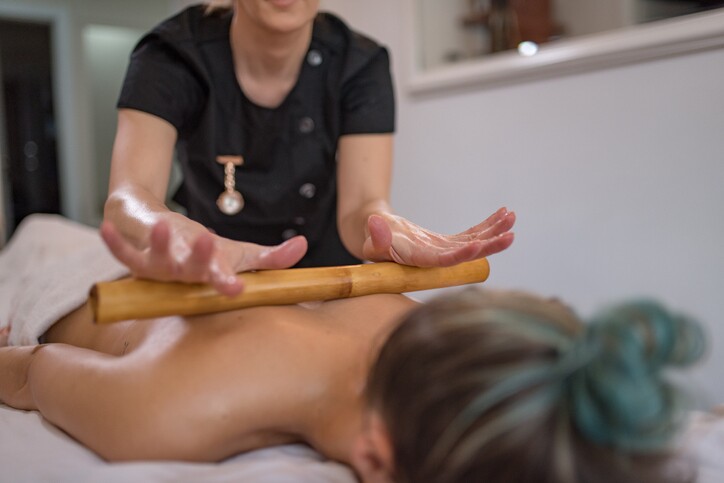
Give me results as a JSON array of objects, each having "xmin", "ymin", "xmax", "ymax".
[
  {"xmin": 570, "ymin": 301, "xmax": 705, "ymax": 451},
  {"xmin": 369, "ymin": 289, "xmax": 706, "ymax": 483}
]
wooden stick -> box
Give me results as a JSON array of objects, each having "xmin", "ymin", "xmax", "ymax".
[{"xmin": 90, "ymin": 259, "xmax": 490, "ymax": 324}]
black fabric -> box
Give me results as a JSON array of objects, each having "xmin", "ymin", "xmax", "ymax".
[{"xmin": 117, "ymin": 5, "xmax": 395, "ymax": 267}]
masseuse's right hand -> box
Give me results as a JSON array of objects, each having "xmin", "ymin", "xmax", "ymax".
[
  {"xmin": 103, "ymin": 110, "xmax": 306, "ymax": 296},
  {"xmin": 100, "ymin": 220, "xmax": 308, "ymax": 297}
]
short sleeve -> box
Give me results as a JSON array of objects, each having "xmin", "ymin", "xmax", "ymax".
[
  {"xmin": 117, "ymin": 35, "xmax": 206, "ymax": 135},
  {"xmin": 340, "ymin": 48, "xmax": 395, "ymax": 135}
]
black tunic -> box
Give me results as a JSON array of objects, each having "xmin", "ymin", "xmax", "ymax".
[{"xmin": 117, "ymin": 5, "xmax": 395, "ymax": 267}]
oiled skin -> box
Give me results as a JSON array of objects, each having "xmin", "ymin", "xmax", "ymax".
[{"xmin": 0, "ymin": 294, "xmax": 417, "ymax": 463}]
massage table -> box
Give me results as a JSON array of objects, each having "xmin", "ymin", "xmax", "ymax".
[
  {"xmin": 1, "ymin": 215, "xmax": 723, "ymax": 482},
  {"xmin": 0, "ymin": 403, "xmax": 354, "ymax": 482},
  {"xmin": 3, "ymin": 402, "xmax": 724, "ymax": 482}
]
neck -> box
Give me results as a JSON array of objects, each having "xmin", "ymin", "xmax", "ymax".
[
  {"xmin": 230, "ymin": 9, "xmax": 313, "ymax": 80},
  {"xmin": 301, "ymin": 366, "xmax": 368, "ymax": 464},
  {"xmin": 293, "ymin": 296, "xmax": 418, "ymax": 465}
]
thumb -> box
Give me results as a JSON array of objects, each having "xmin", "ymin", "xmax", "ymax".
[
  {"xmin": 256, "ymin": 236, "xmax": 308, "ymax": 269},
  {"xmin": 363, "ymin": 214, "xmax": 393, "ymax": 261}
]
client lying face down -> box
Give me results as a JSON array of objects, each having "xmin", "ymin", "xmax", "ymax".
[
  {"xmin": 0, "ymin": 286, "xmax": 704, "ymax": 483},
  {"xmin": 364, "ymin": 290, "xmax": 704, "ymax": 483}
]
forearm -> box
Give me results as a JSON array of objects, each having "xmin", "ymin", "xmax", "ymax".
[
  {"xmin": 105, "ymin": 109, "xmax": 194, "ymax": 249},
  {"xmin": 0, "ymin": 345, "xmax": 45, "ymax": 410},
  {"xmin": 104, "ymin": 186, "xmax": 209, "ymax": 249},
  {"xmin": 338, "ymin": 198, "xmax": 392, "ymax": 260},
  {"xmin": 1, "ymin": 343, "xmax": 166, "ymax": 461},
  {"xmin": 336, "ymin": 134, "xmax": 394, "ymax": 260}
]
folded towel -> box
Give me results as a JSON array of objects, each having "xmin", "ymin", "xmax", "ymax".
[{"xmin": 0, "ymin": 214, "xmax": 128, "ymax": 346}]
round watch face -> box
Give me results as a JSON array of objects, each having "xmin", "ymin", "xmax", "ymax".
[{"xmin": 217, "ymin": 190, "xmax": 244, "ymax": 215}]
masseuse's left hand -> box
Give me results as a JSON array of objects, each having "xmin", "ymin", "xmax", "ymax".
[{"xmin": 362, "ymin": 207, "xmax": 515, "ymax": 267}]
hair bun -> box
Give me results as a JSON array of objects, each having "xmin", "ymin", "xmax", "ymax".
[{"xmin": 567, "ymin": 300, "xmax": 706, "ymax": 452}]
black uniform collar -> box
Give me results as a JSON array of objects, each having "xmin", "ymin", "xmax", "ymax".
[{"xmin": 153, "ymin": 5, "xmax": 349, "ymax": 54}]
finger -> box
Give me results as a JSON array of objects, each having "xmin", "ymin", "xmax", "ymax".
[
  {"xmin": 423, "ymin": 232, "xmax": 515, "ymax": 267},
  {"xmin": 458, "ymin": 207, "xmax": 512, "ymax": 235},
  {"xmin": 430, "ymin": 242, "xmax": 482, "ymax": 267},
  {"xmin": 369, "ymin": 215, "xmax": 392, "ymax": 249},
  {"xmin": 254, "ymin": 236, "xmax": 308, "ymax": 270},
  {"xmin": 99, "ymin": 221, "xmax": 147, "ymax": 272},
  {"xmin": 456, "ymin": 207, "xmax": 506, "ymax": 235},
  {"xmin": 473, "ymin": 210, "xmax": 515, "ymax": 239},
  {"xmin": 453, "ymin": 232, "xmax": 515, "ymax": 263},
  {"xmin": 194, "ymin": 235, "xmax": 244, "ymax": 295},
  {"xmin": 455, "ymin": 209, "xmax": 516, "ymax": 242},
  {"xmin": 474, "ymin": 231, "xmax": 515, "ymax": 259},
  {"xmin": 363, "ymin": 214, "xmax": 393, "ymax": 261},
  {"xmin": 185, "ymin": 231, "xmax": 216, "ymax": 282},
  {"xmin": 148, "ymin": 221, "xmax": 172, "ymax": 262},
  {"xmin": 209, "ymin": 264, "xmax": 244, "ymax": 297}
]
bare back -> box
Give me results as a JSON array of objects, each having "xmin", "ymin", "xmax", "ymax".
[{"xmin": 41, "ymin": 294, "xmax": 418, "ymax": 462}]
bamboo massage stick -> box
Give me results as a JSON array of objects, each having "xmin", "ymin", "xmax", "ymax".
[{"xmin": 89, "ymin": 258, "xmax": 490, "ymax": 324}]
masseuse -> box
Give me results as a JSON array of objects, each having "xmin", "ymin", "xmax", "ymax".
[{"xmin": 102, "ymin": 0, "xmax": 515, "ymax": 295}]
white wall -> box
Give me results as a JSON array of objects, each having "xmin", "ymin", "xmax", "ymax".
[{"xmin": 323, "ymin": 0, "xmax": 724, "ymax": 406}]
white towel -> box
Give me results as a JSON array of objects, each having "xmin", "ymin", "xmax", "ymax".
[{"xmin": 0, "ymin": 214, "xmax": 128, "ymax": 346}]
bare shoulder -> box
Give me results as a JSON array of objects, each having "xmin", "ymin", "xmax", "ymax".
[
  {"xmin": 34, "ymin": 294, "xmax": 418, "ymax": 461},
  {"xmin": 314, "ymin": 293, "xmax": 420, "ymax": 326},
  {"xmin": 130, "ymin": 295, "xmax": 418, "ymax": 459}
]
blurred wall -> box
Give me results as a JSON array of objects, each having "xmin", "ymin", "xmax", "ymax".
[{"xmin": 323, "ymin": 0, "xmax": 724, "ymax": 406}]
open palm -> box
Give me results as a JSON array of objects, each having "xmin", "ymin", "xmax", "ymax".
[{"xmin": 362, "ymin": 207, "xmax": 515, "ymax": 267}]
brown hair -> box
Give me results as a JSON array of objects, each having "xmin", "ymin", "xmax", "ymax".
[{"xmin": 366, "ymin": 288, "xmax": 699, "ymax": 483}]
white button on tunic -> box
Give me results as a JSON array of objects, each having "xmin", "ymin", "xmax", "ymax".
[
  {"xmin": 307, "ymin": 50, "xmax": 323, "ymax": 66},
  {"xmin": 299, "ymin": 183, "xmax": 316, "ymax": 199}
]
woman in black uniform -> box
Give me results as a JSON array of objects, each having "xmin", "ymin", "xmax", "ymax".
[{"xmin": 102, "ymin": 0, "xmax": 516, "ymax": 295}]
